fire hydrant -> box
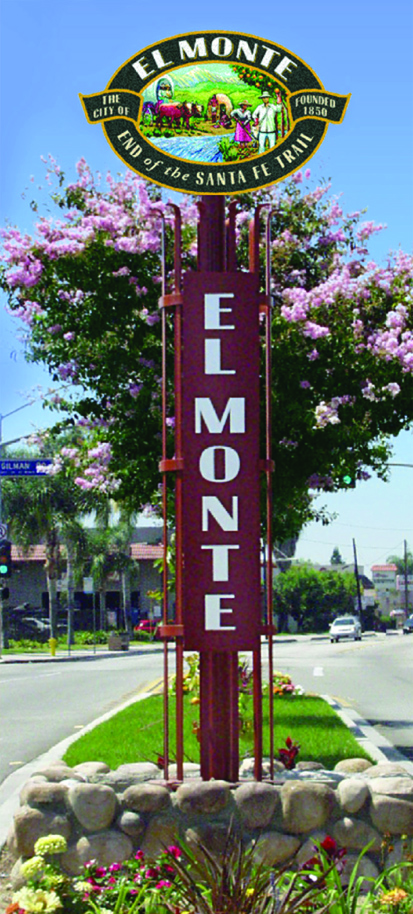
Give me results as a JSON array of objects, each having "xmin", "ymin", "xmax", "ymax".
[{"xmin": 49, "ymin": 637, "xmax": 57, "ymax": 657}]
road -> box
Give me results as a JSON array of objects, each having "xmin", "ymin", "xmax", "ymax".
[
  {"xmin": 0, "ymin": 648, "xmax": 168, "ymax": 786},
  {"xmin": 0, "ymin": 634, "xmax": 412, "ymax": 789},
  {"xmin": 261, "ymin": 632, "xmax": 413, "ymax": 760}
]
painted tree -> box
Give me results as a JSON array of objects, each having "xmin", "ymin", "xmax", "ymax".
[{"xmin": 1, "ymin": 158, "xmax": 413, "ymax": 542}]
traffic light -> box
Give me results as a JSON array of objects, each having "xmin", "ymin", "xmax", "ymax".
[
  {"xmin": 337, "ymin": 472, "xmax": 356, "ymax": 488},
  {"xmin": 0, "ymin": 540, "xmax": 12, "ymax": 577}
]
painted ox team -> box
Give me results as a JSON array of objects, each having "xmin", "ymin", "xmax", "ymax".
[{"xmin": 142, "ymin": 76, "xmax": 287, "ymax": 153}]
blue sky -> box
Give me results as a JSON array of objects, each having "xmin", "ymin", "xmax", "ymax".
[{"xmin": 0, "ymin": 0, "xmax": 412, "ymax": 571}]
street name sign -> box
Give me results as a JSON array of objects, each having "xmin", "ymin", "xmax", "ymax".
[{"xmin": 0, "ymin": 460, "xmax": 53, "ymax": 477}]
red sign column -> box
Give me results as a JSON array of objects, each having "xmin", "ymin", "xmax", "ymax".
[{"xmin": 182, "ymin": 271, "xmax": 261, "ymax": 653}]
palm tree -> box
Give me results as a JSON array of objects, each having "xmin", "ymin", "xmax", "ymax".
[
  {"xmin": 387, "ymin": 548, "xmax": 413, "ymax": 575},
  {"xmin": 2, "ymin": 445, "xmax": 100, "ymax": 639},
  {"xmin": 88, "ymin": 516, "xmax": 138, "ymax": 632}
]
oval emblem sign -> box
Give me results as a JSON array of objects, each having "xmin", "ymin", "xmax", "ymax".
[{"xmin": 80, "ymin": 31, "xmax": 350, "ymax": 195}]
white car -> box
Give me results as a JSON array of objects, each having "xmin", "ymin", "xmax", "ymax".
[{"xmin": 329, "ymin": 615, "xmax": 362, "ymax": 643}]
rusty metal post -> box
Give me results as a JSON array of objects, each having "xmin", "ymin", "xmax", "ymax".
[
  {"xmin": 264, "ymin": 210, "xmax": 275, "ymax": 779},
  {"xmin": 170, "ymin": 204, "xmax": 184, "ymax": 782},
  {"xmin": 159, "ymin": 206, "xmax": 184, "ymax": 782},
  {"xmin": 160, "ymin": 215, "xmax": 170, "ymax": 781},
  {"xmin": 197, "ymin": 195, "xmax": 239, "ymax": 782}
]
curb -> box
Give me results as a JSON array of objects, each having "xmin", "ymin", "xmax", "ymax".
[
  {"xmin": 324, "ymin": 695, "xmax": 413, "ymax": 776},
  {"xmin": 0, "ymin": 677, "xmax": 164, "ymax": 850},
  {"xmin": 1, "ymin": 685, "xmax": 412, "ymax": 852}
]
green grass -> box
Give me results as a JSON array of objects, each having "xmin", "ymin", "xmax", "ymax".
[{"xmin": 62, "ymin": 692, "xmax": 372, "ymax": 771}]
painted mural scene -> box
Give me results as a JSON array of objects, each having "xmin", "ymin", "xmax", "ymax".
[{"xmin": 139, "ymin": 63, "xmax": 290, "ymax": 162}]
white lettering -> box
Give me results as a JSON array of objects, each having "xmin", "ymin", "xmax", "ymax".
[
  {"xmin": 205, "ymin": 339, "xmax": 236, "ymax": 375},
  {"xmin": 204, "ymin": 293, "xmax": 234, "ymax": 330},
  {"xmin": 131, "ymin": 56, "xmax": 155, "ymax": 80},
  {"xmin": 201, "ymin": 545, "xmax": 239, "ymax": 581},
  {"xmin": 274, "ymin": 56, "xmax": 298, "ymax": 81},
  {"xmin": 200, "ymin": 446, "xmax": 240, "ymax": 483},
  {"xmin": 236, "ymin": 39, "xmax": 258, "ymax": 62},
  {"xmin": 151, "ymin": 49, "xmax": 173, "ymax": 69},
  {"xmin": 195, "ymin": 397, "xmax": 245, "ymax": 434},
  {"xmin": 205, "ymin": 593, "xmax": 236, "ymax": 630},
  {"xmin": 211, "ymin": 36, "xmax": 234, "ymax": 57},
  {"xmin": 179, "ymin": 38, "xmax": 208, "ymax": 60},
  {"xmin": 202, "ymin": 496, "xmax": 239, "ymax": 531},
  {"xmin": 260, "ymin": 45, "xmax": 281, "ymax": 68}
]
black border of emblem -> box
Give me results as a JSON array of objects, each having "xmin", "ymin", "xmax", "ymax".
[{"xmin": 80, "ymin": 31, "xmax": 350, "ymax": 195}]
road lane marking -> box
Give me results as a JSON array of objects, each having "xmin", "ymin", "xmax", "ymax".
[{"xmin": 313, "ymin": 666, "xmax": 324, "ymax": 676}]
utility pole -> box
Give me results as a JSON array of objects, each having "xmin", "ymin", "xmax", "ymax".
[
  {"xmin": 352, "ymin": 538, "xmax": 363, "ymax": 620},
  {"xmin": 404, "ymin": 539, "xmax": 409, "ymax": 617}
]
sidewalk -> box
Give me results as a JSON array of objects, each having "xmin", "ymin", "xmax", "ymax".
[
  {"xmin": 0, "ymin": 642, "xmax": 166, "ymax": 663},
  {"xmin": 0, "ymin": 630, "xmax": 396, "ymax": 663}
]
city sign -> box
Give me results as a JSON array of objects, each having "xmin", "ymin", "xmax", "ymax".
[
  {"xmin": 181, "ymin": 272, "xmax": 261, "ymax": 651},
  {"xmin": 80, "ymin": 30, "xmax": 350, "ymax": 195},
  {"xmin": 0, "ymin": 460, "xmax": 53, "ymax": 477}
]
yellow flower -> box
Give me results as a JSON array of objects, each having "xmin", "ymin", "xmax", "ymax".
[
  {"xmin": 20, "ymin": 856, "xmax": 45, "ymax": 879},
  {"xmin": 379, "ymin": 888, "xmax": 409, "ymax": 906},
  {"xmin": 12, "ymin": 886, "xmax": 63, "ymax": 912},
  {"xmin": 34, "ymin": 834, "xmax": 67, "ymax": 856}
]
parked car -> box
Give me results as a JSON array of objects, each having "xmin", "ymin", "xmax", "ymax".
[
  {"xmin": 8, "ymin": 616, "xmax": 50, "ymax": 642},
  {"xmin": 402, "ymin": 615, "xmax": 413, "ymax": 634},
  {"xmin": 134, "ymin": 619, "xmax": 160, "ymax": 637},
  {"xmin": 329, "ymin": 615, "xmax": 362, "ymax": 643}
]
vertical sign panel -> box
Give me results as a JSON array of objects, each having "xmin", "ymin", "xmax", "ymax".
[{"xmin": 182, "ymin": 271, "xmax": 261, "ymax": 651}]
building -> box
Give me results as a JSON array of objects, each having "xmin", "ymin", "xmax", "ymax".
[
  {"xmin": 370, "ymin": 564, "xmax": 398, "ymax": 616},
  {"xmin": 7, "ymin": 527, "xmax": 164, "ymax": 629}
]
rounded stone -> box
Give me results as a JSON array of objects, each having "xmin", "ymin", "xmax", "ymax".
[
  {"xmin": 33, "ymin": 765, "xmax": 85, "ymax": 783},
  {"xmin": 295, "ymin": 832, "xmax": 327, "ymax": 867},
  {"xmin": 61, "ymin": 830, "xmax": 133, "ymax": 875},
  {"xmin": 68, "ymin": 783, "xmax": 117, "ymax": 831},
  {"xmin": 175, "ymin": 780, "xmax": 230, "ymax": 815},
  {"xmin": 73, "ymin": 761, "xmax": 111, "ymax": 778},
  {"xmin": 234, "ymin": 782, "xmax": 280, "ymax": 828},
  {"xmin": 341, "ymin": 853, "xmax": 379, "ymax": 888},
  {"xmin": 252, "ymin": 831, "xmax": 300, "ymax": 865},
  {"xmin": 337, "ymin": 778, "xmax": 369, "ymax": 814},
  {"xmin": 99, "ymin": 762, "xmax": 160, "ymax": 790},
  {"xmin": 334, "ymin": 758, "xmax": 372, "ymax": 774},
  {"xmin": 10, "ymin": 858, "xmax": 26, "ymax": 891},
  {"xmin": 13, "ymin": 806, "xmax": 71, "ymax": 857},
  {"xmin": 184, "ymin": 823, "xmax": 231, "ymax": 856},
  {"xmin": 332, "ymin": 817, "xmax": 382, "ymax": 851},
  {"xmin": 281, "ymin": 782, "xmax": 337, "ymax": 834},
  {"xmin": 117, "ymin": 810, "xmax": 145, "ymax": 839},
  {"xmin": 123, "ymin": 783, "xmax": 171, "ymax": 813},
  {"xmin": 370, "ymin": 795, "xmax": 413, "ymax": 835},
  {"xmin": 140, "ymin": 815, "xmax": 180, "ymax": 859},
  {"xmin": 296, "ymin": 761, "xmax": 324, "ymax": 771},
  {"xmin": 368, "ymin": 777, "xmax": 413, "ymax": 801},
  {"xmin": 19, "ymin": 781, "xmax": 68, "ymax": 809},
  {"xmin": 362, "ymin": 762, "xmax": 409, "ymax": 779},
  {"xmin": 239, "ymin": 758, "xmax": 285, "ymax": 778}
]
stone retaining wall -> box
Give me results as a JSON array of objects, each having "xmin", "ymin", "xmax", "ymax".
[{"xmin": 7, "ymin": 758, "xmax": 413, "ymax": 888}]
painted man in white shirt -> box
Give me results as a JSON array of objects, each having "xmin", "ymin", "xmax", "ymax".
[{"xmin": 253, "ymin": 90, "xmax": 283, "ymax": 154}]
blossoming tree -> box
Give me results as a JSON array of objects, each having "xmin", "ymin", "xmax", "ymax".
[{"xmin": 1, "ymin": 157, "xmax": 413, "ymax": 542}]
